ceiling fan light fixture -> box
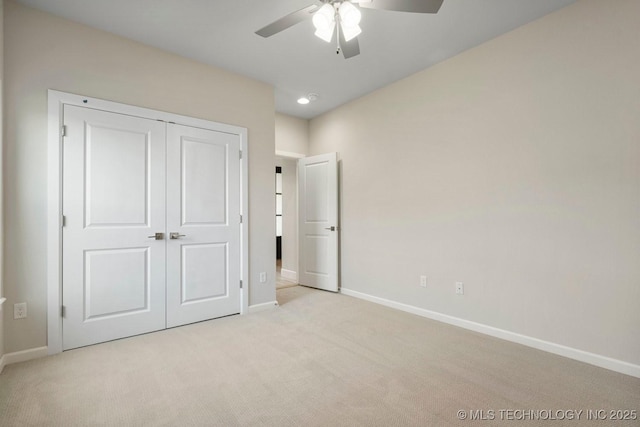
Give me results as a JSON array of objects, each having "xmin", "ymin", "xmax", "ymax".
[
  {"xmin": 338, "ymin": 1, "xmax": 362, "ymax": 42},
  {"xmin": 313, "ymin": 3, "xmax": 337, "ymax": 43},
  {"xmin": 314, "ymin": 21, "xmax": 336, "ymax": 43},
  {"xmin": 339, "ymin": 1, "xmax": 362, "ymax": 28},
  {"xmin": 341, "ymin": 23, "xmax": 362, "ymax": 41},
  {"xmin": 256, "ymin": 0, "xmax": 445, "ymax": 59}
]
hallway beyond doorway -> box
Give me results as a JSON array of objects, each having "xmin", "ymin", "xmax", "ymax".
[{"xmin": 276, "ymin": 260, "xmax": 297, "ymax": 290}]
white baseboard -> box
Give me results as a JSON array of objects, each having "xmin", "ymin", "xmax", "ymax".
[
  {"xmin": 248, "ymin": 300, "xmax": 279, "ymax": 314},
  {"xmin": 340, "ymin": 288, "xmax": 640, "ymax": 379},
  {"xmin": 280, "ymin": 269, "xmax": 298, "ymax": 282},
  {"xmin": 2, "ymin": 346, "xmax": 49, "ymax": 368}
]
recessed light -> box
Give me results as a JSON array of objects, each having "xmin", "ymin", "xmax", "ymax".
[{"xmin": 297, "ymin": 97, "xmax": 310, "ymax": 105}]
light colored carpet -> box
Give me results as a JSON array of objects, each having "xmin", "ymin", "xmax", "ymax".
[
  {"xmin": 1, "ymin": 286, "xmax": 638, "ymax": 426},
  {"xmin": 275, "ymin": 277, "xmax": 297, "ymax": 290}
]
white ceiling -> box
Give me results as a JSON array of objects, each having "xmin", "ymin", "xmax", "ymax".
[{"xmin": 15, "ymin": 0, "xmax": 576, "ymax": 119}]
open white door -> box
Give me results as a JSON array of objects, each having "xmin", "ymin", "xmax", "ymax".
[{"xmin": 298, "ymin": 153, "xmax": 339, "ymax": 292}]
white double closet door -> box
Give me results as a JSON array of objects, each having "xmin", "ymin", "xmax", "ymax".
[{"xmin": 62, "ymin": 105, "xmax": 241, "ymax": 350}]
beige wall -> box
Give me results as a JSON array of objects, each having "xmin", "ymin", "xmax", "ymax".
[
  {"xmin": 309, "ymin": 0, "xmax": 640, "ymax": 365},
  {"xmin": 3, "ymin": 1, "xmax": 275, "ymax": 354},
  {"xmin": 275, "ymin": 113, "xmax": 309, "ymax": 157}
]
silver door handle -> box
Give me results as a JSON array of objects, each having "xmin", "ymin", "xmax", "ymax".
[
  {"xmin": 324, "ymin": 226, "xmax": 336, "ymax": 231},
  {"xmin": 148, "ymin": 232, "xmax": 164, "ymax": 240},
  {"xmin": 170, "ymin": 232, "xmax": 186, "ymax": 239}
]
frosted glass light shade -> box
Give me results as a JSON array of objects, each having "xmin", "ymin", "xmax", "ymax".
[
  {"xmin": 338, "ymin": 2, "xmax": 361, "ymax": 42},
  {"xmin": 313, "ymin": 4, "xmax": 335, "ymax": 31},
  {"xmin": 313, "ymin": 3, "xmax": 336, "ymax": 43},
  {"xmin": 339, "ymin": 2, "xmax": 361, "ymax": 27},
  {"xmin": 341, "ymin": 23, "xmax": 361, "ymax": 41},
  {"xmin": 314, "ymin": 22, "xmax": 336, "ymax": 43}
]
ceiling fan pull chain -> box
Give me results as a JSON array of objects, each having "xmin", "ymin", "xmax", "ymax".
[{"xmin": 336, "ymin": 17, "xmax": 341, "ymax": 54}]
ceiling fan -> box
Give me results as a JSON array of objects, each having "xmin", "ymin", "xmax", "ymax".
[{"xmin": 255, "ymin": 0, "xmax": 444, "ymax": 59}]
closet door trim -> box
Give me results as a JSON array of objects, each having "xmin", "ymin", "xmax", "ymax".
[{"xmin": 46, "ymin": 90, "xmax": 249, "ymax": 355}]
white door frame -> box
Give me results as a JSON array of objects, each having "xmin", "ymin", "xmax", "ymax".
[
  {"xmin": 274, "ymin": 151, "xmax": 340, "ymax": 292},
  {"xmin": 47, "ymin": 90, "xmax": 249, "ymax": 355},
  {"xmin": 275, "ymin": 152, "xmax": 304, "ymax": 283}
]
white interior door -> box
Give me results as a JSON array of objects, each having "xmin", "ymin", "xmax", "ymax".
[
  {"xmin": 166, "ymin": 124, "xmax": 241, "ymax": 328},
  {"xmin": 298, "ymin": 153, "xmax": 339, "ymax": 292},
  {"xmin": 62, "ymin": 105, "xmax": 167, "ymax": 350}
]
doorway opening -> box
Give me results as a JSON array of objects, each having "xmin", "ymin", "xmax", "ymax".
[
  {"xmin": 274, "ymin": 153, "xmax": 339, "ymax": 294},
  {"xmin": 275, "ymin": 160, "xmax": 299, "ymax": 290}
]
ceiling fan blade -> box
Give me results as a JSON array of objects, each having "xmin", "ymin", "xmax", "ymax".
[
  {"xmin": 255, "ymin": 4, "xmax": 319, "ymax": 38},
  {"xmin": 339, "ymin": 32, "xmax": 360, "ymax": 59},
  {"xmin": 357, "ymin": 0, "xmax": 443, "ymax": 14}
]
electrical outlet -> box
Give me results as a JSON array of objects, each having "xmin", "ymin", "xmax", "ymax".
[
  {"xmin": 259, "ymin": 272, "xmax": 267, "ymax": 283},
  {"xmin": 455, "ymin": 282, "xmax": 464, "ymax": 295},
  {"xmin": 420, "ymin": 276, "xmax": 427, "ymax": 288},
  {"xmin": 14, "ymin": 302, "xmax": 27, "ymax": 319}
]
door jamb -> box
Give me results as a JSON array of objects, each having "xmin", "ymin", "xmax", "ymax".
[{"xmin": 47, "ymin": 90, "xmax": 249, "ymax": 355}]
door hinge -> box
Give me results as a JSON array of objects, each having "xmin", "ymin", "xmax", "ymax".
[
  {"xmin": 62, "ymin": 215, "xmax": 66, "ymax": 227},
  {"xmin": 240, "ymin": 280, "xmax": 243, "ymax": 289},
  {"xmin": 61, "ymin": 305, "xmax": 66, "ymax": 318},
  {"xmin": 239, "ymin": 151, "xmax": 242, "ymax": 159},
  {"xmin": 240, "ymin": 215, "xmax": 243, "ymax": 224},
  {"xmin": 61, "ymin": 125, "xmax": 67, "ymax": 137}
]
